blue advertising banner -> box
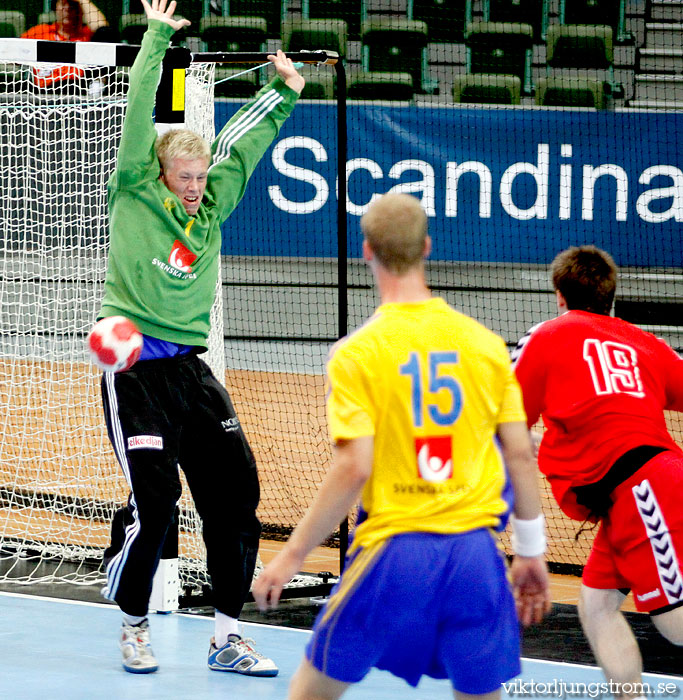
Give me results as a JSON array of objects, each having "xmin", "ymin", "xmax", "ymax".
[{"xmin": 217, "ymin": 102, "xmax": 682, "ymax": 266}]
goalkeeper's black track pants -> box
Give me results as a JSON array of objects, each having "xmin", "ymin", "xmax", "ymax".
[{"xmin": 99, "ymin": 352, "xmax": 261, "ymax": 618}]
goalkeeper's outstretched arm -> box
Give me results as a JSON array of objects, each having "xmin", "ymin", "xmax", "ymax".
[
  {"xmin": 207, "ymin": 51, "xmax": 304, "ymax": 221},
  {"xmin": 114, "ymin": 1, "xmax": 190, "ymax": 188}
]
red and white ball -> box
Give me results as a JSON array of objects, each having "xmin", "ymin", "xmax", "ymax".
[{"xmin": 87, "ymin": 316, "xmax": 143, "ymax": 372}]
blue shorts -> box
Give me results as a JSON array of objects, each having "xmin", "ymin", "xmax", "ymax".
[{"xmin": 306, "ymin": 529, "xmax": 521, "ymax": 694}]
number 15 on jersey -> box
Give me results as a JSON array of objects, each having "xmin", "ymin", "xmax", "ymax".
[{"xmin": 399, "ymin": 352, "xmax": 463, "ymax": 428}]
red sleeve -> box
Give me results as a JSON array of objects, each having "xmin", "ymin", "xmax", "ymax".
[
  {"xmin": 513, "ymin": 330, "xmax": 545, "ymax": 427},
  {"xmin": 657, "ymin": 339, "xmax": 683, "ymax": 411}
]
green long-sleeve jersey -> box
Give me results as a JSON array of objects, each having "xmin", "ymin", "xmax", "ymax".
[{"xmin": 99, "ymin": 20, "xmax": 299, "ymax": 348}]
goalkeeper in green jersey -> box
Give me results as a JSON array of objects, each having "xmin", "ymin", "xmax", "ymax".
[{"xmin": 97, "ymin": 0, "xmax": 303, "ymax": 676}]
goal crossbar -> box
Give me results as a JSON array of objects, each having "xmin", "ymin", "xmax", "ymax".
[
  {"xmin": 0, "ymin": 38, "xmax": 339, "ymax": 68},
  {"xmin": 0, "ymin": 39, "xmax": 341, "ymax": 125}
]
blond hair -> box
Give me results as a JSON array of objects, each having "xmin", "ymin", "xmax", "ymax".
[
  {"xmin": 360, "ymin": 193, "xmax": 428, "ymax": 274},
  {"xmin": 154, "ymin": 129, "xmax": 211, "ymax": 170}
]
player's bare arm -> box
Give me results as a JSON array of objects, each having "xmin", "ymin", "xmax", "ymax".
[
  {"xmin": 140, "ymin": 0, "xmax": 191, "ymax": 31},
  {"xmin": 498, "ymin": 421, "xmax": 542, "ymax": 519},
  {"xmin": 497, "ymin": 420, "xmax": 552, "ymax": 626},
  {"xmin": 253, "ymin": 436, "xmax": 373, "ymax": 611},
  {"xmin": 267, "ymin": 50, "xmax": 305, "ymax": 94}
]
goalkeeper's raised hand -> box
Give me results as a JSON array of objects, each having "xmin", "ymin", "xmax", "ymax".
[
  {"xmin": 140, "ymin": 0, "xmax": 190, "ymax": 32},
  {"xmin": 268, "ymin": 49, "xmax": 306, "ymax": 95}
]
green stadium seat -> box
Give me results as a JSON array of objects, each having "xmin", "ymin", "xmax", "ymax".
[
  {"xmin": 361, "ymin": 17, "xmax": 430, "ymax": 93},
  {"xmin": 484, "ymin": 0, "xmax": 547, "ymax": 41},
  {"xmin": 121, "ymin": 13, "xmax": 188, "ymax": 45},
  {"xmin": 465, "ymin": 22, "xmax": 534, "ymax": 93},
  {"xmin": 214, "ymin": 66, "xmax": 260, "ymax": 97},
  {"xmin": 200, "ymin": 16, "xmax": 268, "ymax": 52},
  {"xmin": 305, "ymin": 0, "xmax": 363, "ymax": 41},
  {"xmin": 546, "ymin": 24, "xmax": 613, "ymax": 69},
  {"xmin": 281, "ymin": 19, "xmax": 348, "ymax": 57},
  {"xmin": 452, "ymin": 73, "xmax": 521, "ymax": 104},
  {"xmin": 300, "ymin": 71, "xmax": 336, "ymax": 99},
  {"xmin": 224, "ymin": 0, "xmax": 284, "ymax": 37},
  {"xmin": 1, "ymin": 0, "xmax": 37, "ymax": 25},
  {"xmin": 174, "ymin": 1, "xmax": 202, "ymax": 28},
  {"xmin": 204, "ymin": 0, "xmax": 226, "ymax": 14},
  {"xmin": 120, "ymin": 14, "xmax": 148, "ymax": 45},
  {"xmin": 409, "ymin": 0, "xmax": 469, "ymax": 43},
  {"xmin": 347, "ymin": 71, "xmax": 414, "ymax": 101},
  {"xmin": 560, "ymin": 0, "xmax": 628, "ymax": 43},
  {"xmin": 0, "ymin": 11, "xmax": 25, "ymax": 38},
  {"xmin": 38, "ymin": 12, "xmax": 57, "ymax": 26},
  {"xmin": 535, "ymin": 76, "xmax": 606, "ymax": 107}
]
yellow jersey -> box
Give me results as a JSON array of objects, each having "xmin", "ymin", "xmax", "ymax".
[{"xmin": 326, "ymin": 297, "xmax": 526, "ymax": 551}]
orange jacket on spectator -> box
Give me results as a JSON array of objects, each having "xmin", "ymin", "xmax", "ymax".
[{"xmin": 22, "ymin": 23, "xmax": 93, "ymax": 87}]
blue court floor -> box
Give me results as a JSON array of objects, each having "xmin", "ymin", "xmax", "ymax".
[{"xmin": 1, "ymin": 591, "xmax": 681, "ymax": 700}]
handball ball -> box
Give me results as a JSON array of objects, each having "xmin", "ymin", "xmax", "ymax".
[{"xmin": 87, "ymin": 316, "xmax": 143, "ymax": 372}]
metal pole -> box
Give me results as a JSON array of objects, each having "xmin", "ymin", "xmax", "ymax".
[
  {"xmin": 335, "ymin": 59, "xmax": 350, "ymax": 574},
  {"xmin": 191, "ymin": 50, "xmax": 339, "ymax": 65}
]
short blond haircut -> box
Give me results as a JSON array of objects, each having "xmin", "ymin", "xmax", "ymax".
[
  {"xmin": 360, "ymin": 193, "xmax": 428, "ymax": 274},
  {"xmin": 154, "ymin": 129, "xmax": 211, "ymax": 170}
]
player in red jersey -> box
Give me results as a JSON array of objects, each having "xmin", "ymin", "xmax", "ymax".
[{"xmin": 513, "ymin": 245, "xmax": 683, "ymax": 697}]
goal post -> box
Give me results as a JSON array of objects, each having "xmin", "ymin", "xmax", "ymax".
[{"xmin": 0, "ymin": 38, "xmax": 344, "ymax": 606}]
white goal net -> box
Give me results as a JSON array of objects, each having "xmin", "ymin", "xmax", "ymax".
[{"xmin": 0, "ymin": 55, "xmax": 224, "ymax": 592}]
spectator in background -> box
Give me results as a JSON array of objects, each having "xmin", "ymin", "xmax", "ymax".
[
  {"xmin": 22, "ymin": 0, "xmax": 108, "ymax": 42},
  {"xmin": 21, "ymin": 0, "xmax": 115, "ymax": 89},
  {"xmin": 98, "ymin": 0, "xmax": 303, "ymax": 677}
]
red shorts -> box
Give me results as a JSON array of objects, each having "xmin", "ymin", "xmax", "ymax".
[{"xmin": 582, "ymin": 450, "xmax": 683, "ymax": 614}]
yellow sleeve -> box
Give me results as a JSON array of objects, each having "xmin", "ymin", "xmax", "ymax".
[
  {"xmin": 326, "ymin": 347, "xmax": 376, "ymax": 442},
  {"xmin": 497, "ymin": 359, "xmax": 528, "ymax": 424}
]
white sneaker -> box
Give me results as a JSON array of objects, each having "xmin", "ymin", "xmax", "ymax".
[
  {"xmin": 120, "ymin": 619, "xmax": 159, "ymax": 674},
  {"xmin": 208, "ymin": 634, "xmax": 278, "ymax": 677}
]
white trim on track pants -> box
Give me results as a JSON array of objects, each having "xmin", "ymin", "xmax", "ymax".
[{"xmin": 99, "ymin": 352, "xmax": 261, "ymax": 618}]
